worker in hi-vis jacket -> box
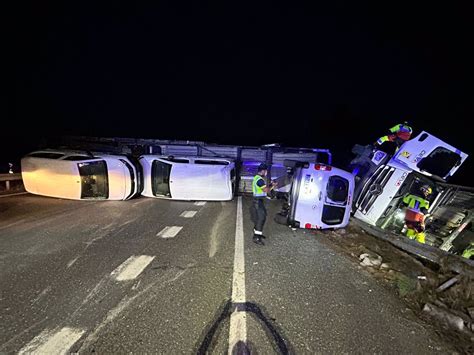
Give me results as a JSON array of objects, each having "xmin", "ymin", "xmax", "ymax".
[{"xmin": 250, "ymin": 163, "xmax": 277, "ymax": 245}]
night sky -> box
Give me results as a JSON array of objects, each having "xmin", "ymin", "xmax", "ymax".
[{"xmin": 10, "ymin": 1, "xmax": 473, "ymax": 184}]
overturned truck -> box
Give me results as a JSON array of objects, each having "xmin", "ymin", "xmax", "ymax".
[{"xmin": 349, "ymin": 131, "xmax": 472, "ymax": 256}]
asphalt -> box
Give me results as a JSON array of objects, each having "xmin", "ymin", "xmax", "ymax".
[{"xmin": 0, "ymin": 194, "xmax": 455, "ymax": 354}]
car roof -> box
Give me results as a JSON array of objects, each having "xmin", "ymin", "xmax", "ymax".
[
  {"xmin": 141, "ymin": 154, "xmax": 233, "ymax": 163},
  {"xmin": 26, "ymin": 149, "xmax": 131, "ymax": 161}
]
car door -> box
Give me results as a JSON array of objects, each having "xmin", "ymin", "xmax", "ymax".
[{"xmin": 321, "ymin": 174, "xmax": 351, "ymax": 227}]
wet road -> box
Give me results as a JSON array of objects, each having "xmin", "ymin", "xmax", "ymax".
[{"xmin": 0, "ymin": 194, "xmax": 453, "ymax": 353}]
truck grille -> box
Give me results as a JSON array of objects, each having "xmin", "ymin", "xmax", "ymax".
[{"xmin": 356, "ymin": 165, "xmax": 394, "ymax": 214}]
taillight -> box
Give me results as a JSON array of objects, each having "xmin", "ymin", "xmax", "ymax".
[
  {"xmin": 315, "ymin": 164, "xmax": 332, "ymax": 171},
  {"xmin": 305, "ymin": 223, "xmax": 312, "ymax": 229}
]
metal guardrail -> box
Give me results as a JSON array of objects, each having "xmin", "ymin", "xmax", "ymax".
[{"xmin": 0, "ymin": 174, "xmax": 22, "ymax": 191}]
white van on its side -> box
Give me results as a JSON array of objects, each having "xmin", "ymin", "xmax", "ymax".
[
  {"xmin": 21, "ymin": 150, "xmax": 140, "ymax": 200},
  {"xmin": 282, "ymin": 160, "xmax": 355, "ymax": 230},
  {"xmin": 139, "ymin": 155, "xmax": 235, "ymax": 201}
]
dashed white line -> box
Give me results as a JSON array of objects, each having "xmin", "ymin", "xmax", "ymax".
[
  {"xmin": 228, "ymin": 196, "xmax": 247, "ymax": 353},
  {"xmin": 157, "ymin": 226, "xmax": 183, "ymax": 238},
  {"xmin": 19, "ymin": 327, "xmax": 85, "ymax": 355},
  {"xmin": 110, "ymin": 255, "xmax": 156, "ymax": 281},
  {"xmin": 180, "ymin": 210, "xmax": 197, "ymax": 218},
  {"xmin": 194, "ymin": 201, "xmax": 207, "ymax": 206}
]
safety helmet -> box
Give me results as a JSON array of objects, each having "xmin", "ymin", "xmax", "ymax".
[
  {"xmin": 420, "ymin": 185, "xmax": 432, "ymax": 195},
  {"xmin": 257, "ymin": 163, "xmax": 268, "ymax": 171}
]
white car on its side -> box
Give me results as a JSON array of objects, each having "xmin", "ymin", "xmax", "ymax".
[
  {"xmin": 139, "ymin": 155, "xmax": 235, "ymax": 201},
  {"xmin": 21, "ymin": 150, "xmax": 141, "ymax": 200}
]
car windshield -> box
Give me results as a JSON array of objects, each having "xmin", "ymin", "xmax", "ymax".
[{"xmin": 78, "ymin": 161, "xmax": 109, "ymax": 199}]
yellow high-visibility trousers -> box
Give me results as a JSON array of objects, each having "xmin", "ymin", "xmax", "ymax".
[{"xmin": 406, "ymin": 228, "xmax": 425, "ymax": 244}]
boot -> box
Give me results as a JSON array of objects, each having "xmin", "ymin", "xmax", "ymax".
[{"xmin": 253, "ymin": 234, "xmax": 264, "ymax": 245}]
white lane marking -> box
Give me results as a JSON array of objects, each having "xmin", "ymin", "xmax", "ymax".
[
  {"xmin": 79, "ymin": 269, "xmax": 188, "ymax": 353},
  {"xmin": 111, "ymin": 255, "xmax": 155, "ymax": 281},
  {"xmin": 19, "ymin": 327, "xmax": 85, "ymax": 355},
  {"xmin": 157, "ymin": 226, "xmax": 183, "ymax": 238},
  {"xmin": 228, "ymin": 196, "xmax": 247, "ymax": 353},
  {"xmin": 194, "ymin": 201, "xmax": 207, "ymax": 206},
  {"xmin": 0, "ymin": 192, "xmax": 28, "ymax": 198},
  {"xmin": 67, "ymin": 257, "xmax": 80, "ymax": 268},
  {"xmin": 180, "ymin": 210, "xmax": 197, "ymax": 218}
]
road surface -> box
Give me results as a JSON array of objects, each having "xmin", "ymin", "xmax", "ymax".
[{"xmin": 0, "ymin": 194, "xmax": 453, "ymax": 353}]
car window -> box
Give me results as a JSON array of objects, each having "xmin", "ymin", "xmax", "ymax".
[
  {"xmin": 28, "ymin": 152, "xmax": 65, "ymax": 159},
  {"xmin": 326, "ymin": 175, "xmax": 349, "ymax": 203},
  {"xmin": 162, "ymin": 158, "xmax": 189, "ymax": 163},
  {"xmin": 152, "ymin": 160, "xmax": 172, "ymax": 197},
  {"xmin": 322, "ymin": 205, "xmax": 346, "ymax": 225},
  {"xmin": 78, "ymin": 161, "xmax": 109, "ymax": 199},
  {"xmin": 62, "ymin": 156, "xmax": 90, "ymax": 161},
  {"xmin": 194, "ymin": 160, "xmax": 229, "ymax": 165}
]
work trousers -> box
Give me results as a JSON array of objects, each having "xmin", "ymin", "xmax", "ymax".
[
  {"xmin": 405, "ymin": 221, "xmax": 426, "ymax": 244},
  {"xmin": 250, "ymin": 198, "xmax": 267, "ymax": 235}
]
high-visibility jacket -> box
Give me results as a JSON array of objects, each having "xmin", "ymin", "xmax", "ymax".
[
  {"xmin": 462, "ymin": 243, "xmax": 474, "ymax": 259},
  {"xmin": 389, "ymin": 123, "xmax": 412, "ymax": 134},
  {"xmin": 403, "ymin": 194, "xmax": 430, "ymax": 213},
  {"xmin": 252, "ymin": 175, "xmax": 266, "ymax": 198},
  {"xmin": 377, "ymin": 123, "xmax": 413, "ymax": 145},
  {"xmin": 403, "ymin": 194, "xmax": 430, "ymax": 214}
]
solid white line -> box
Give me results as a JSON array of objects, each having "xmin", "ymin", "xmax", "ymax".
[
  {"xmin": 228, "ymin": 196, "xmax": 247, "ymax": 353},
  {"xmin": 19, "ymin": 327, "xmax": 85, "ymax": 355},
  {"xmin": 157, "ymin": 226, "xmax": 183, "ymax": 238},
  {"xmin": 111, "ymin": 255, "xmax": 155, "ymax": 281},
  {"xmin": 0, "ymin": 192, "xmax": 28, "ymax": 198},
  {"xmin": 180, "ymin": 210, "xmax": 197, "ymax": 218},
  {"xmin": 194, "ymin": 201, "xmax": 207, "ymax": 206}
]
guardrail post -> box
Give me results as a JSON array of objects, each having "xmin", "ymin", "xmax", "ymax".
[{"xmin": 6, "ymin": 180, "xmax": 10, "ymax": 190}]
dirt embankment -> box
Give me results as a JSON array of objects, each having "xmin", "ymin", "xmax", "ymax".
[{"xmin": 317, "ymin": 224, "xmax": 474, "ymax": 354}]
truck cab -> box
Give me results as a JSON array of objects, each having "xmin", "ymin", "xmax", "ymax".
[{"xmin": 349, "ymin": 131, "xmax": 469, "ymax": 245}]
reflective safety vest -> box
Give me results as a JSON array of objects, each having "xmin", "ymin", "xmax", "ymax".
[
  {"xmin": 403, "ymin": 194, "xmax": 429, "ymax": 213},
  {"xmin": 377, "ymin": 123, "xmax": 413, "ymax": 144},
  {"xmin": 389, "ymin": 123, "xmax": 412, "ymax": 134},
  {"xmin": 462, "ymin": 243, "xmax": 474, "ymax": 259},
  {"xmin": 252, "ymin": 175, "xmax": 266, "ymax": 198}
]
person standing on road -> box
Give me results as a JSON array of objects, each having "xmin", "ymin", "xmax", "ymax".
[{"xmin": 250, "ymin": 163, "xmax": 277, "ymax": 245}]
